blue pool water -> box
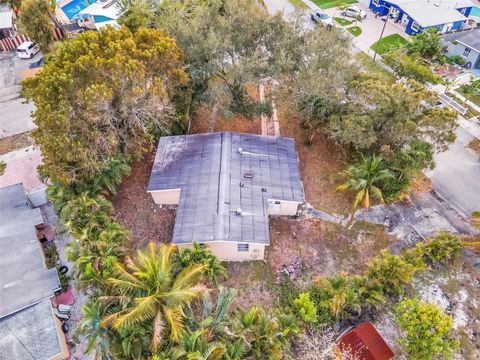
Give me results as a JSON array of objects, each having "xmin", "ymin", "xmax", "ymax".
[
  {"xmin": 61, "ymin": 0, "xmax": 97, "ymax": 20},
  {"xmin": 93, "ymin": 15, "xmax": 114, "ymax": 23},
  {"xmin": 471, "ymin": 7, "xmax": 480, "ymax": 17}
]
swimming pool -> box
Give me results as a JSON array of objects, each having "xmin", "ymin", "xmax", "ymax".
[
  {"xmin": 471, "ymin": 6, "xmax": 480, "ymax": 18},
  {"xmin": 93, "ymin": 15, "xmax": 114, "ymax": 23},
  {"xmin": 61, "ymin": 0, "xmax": 97, "ymax": 20}
]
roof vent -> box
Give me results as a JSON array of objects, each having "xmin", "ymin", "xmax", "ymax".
[
  {"xmin": 262, "ymin": 188, "xmax": 267, "ymax": 192},
  {"xmin": 236, "ymin": 208, "xmax": 242, "ymax": 216},
  {"xmin": 238, "ymin": 147, "xmax": 243, "ymax": 154},
  {"xmin": 244, "ymin": 170, "xmax": 254, "ymax": 179},
  {"xmin": 240, "ymin": 182, "xmax": 245, "ymax": 187}
]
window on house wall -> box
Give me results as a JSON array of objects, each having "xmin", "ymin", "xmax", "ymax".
[
  {"xmin": 238, "ymin": 243, "xmax": 249, "ymax": 252},
  {"xmin": 410, "ymin": 21, "xmax": 420, "ymax": 32},
  {"xmin": 463, "ymin": 47, "xmax": 471, "ymax": 57}
]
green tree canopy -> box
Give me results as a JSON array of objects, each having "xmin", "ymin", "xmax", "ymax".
[
  {"xmin": 406, "ymin": 28, "xmax": 442, "ymax": 59},
  {"xmin": 395, "ymin": 298, "xmax": 459, "ymax": 360},
  {"xmin": 18, "ymin": 0, "xmax": 54, "ymax": 51},
  {"xmin": 328, "ymin": 75, "xmax": 457, "ymax": 152},
  {"xmin": 22, "ymin": 27, "xmax": 188, "ymax": 184},
  {"xmin": 150, "ymin": 0, "xmax": 312, "ymax": 116}
]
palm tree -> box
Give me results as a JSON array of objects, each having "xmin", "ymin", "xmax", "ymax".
[
  {"xmin": 336, "ymin": 154, "xmax": 394, "ymax": 220},
  {"xmin": 77, "ymin": 299, "xmax": 111, "ymax": 360},
  {"xmin": 101, "ymin": 243, "xmax": 206, "ymax": 352}
]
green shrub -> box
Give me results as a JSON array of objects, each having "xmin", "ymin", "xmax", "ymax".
[
  {"xmin": 292, "ymin": 292, "xmax": 318, "ymax": 324},
  {"xmin": 278, "ymin": 273, "xmax": 301, "ymax": 308},
  {"xmin": 395, "ymin": 298, "xmax": 459, "ymax": 360},
  {"xmin": 366, "ymin": 250, "xmax": 425, "ymax": 296},
  {"xmin": 417, "ymin": 232, "xmax": 462, "ymax": 264},
  {"xmin": 380, "ymin": 139, "xmax": 434, "ymax": 201},
  {"xmin": 173, "ymin": 242, "xmax": 226, "ymax": 285},
  {"xmin": 448, "ymin": 55, "xmax": 466, "ymax": 66},
  {"xmin": 384, "ymin": 49, "xmax": 441, "ymax": 84}
]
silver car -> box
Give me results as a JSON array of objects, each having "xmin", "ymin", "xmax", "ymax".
[
  {"xmin": 310, "ymin": 11, "xmax": 333, "ymax": 26},
  {"xmin": 341, "ymin": 6, "xmax": 367, "ymax": 20}
]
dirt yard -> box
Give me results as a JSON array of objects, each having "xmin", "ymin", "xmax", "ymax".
[
  {"xmin": 268, "ymin": 217, "xmax": 394, "ymax": 277},
  {"xmin": 276, "ymin": 94, "xmax": 352, "ymax": 216},
  {"xmin": 110, "ymin": 151, "xmax": 175, "ymax": 249},
  {"xmin": 221, "ymin": 217, "xmax": 395, "ymax": 309},
  {"xmin": 189, "ymin": 105, "xmax": 262, "ymax": 135}
]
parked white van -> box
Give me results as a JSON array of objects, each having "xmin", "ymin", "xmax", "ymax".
[{"xmin": 16, "ymin": 41, "xmax": 40, "ymax": 59}]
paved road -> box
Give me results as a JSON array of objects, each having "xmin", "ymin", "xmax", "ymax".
[
  {"xmin": 425, "ymin": 118, "xmax": 480, "ymax": 218},
  {"xmin": 0, "ymin": 98, "xmax": 36, "ymax": 138},
  {"xmin": 263, "ymin": 0, "xmax": 295, "ymax": 14},
  {"xmin": 0, "ymin": 51, "xmax": 41, "ymax": 138}
]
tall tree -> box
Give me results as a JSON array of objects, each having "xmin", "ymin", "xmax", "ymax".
[
  {"xmin": 291, "ymin": 27, "xmax": 357, "ymax": 143},
  {"xmin": 18, "ymin": 0, "xmax": 54, "ymax": 51},
  {"xmin": 102, "ymin": 243, "xmax": 206, "ymax": 352},
  {"xmin": 22, "ymin": 27, "xmax": 188, "ymax": 184},
  {"xmin": 153, "ymin": 0, "xmax": 306, "ymax": 116},
  {"xmin": 336, "ymin": 154, "xmax": 394, "ymax": 216},
  {"xmin": 328, "ymin": 75, "xmax": 457, "ymax": 151}
]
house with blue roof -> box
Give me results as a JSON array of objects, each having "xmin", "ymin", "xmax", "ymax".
[{"xmin": 368, "ymin": 0, "xmax": 476, "ymax": 35}]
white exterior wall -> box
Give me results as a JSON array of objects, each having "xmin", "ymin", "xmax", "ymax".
[
  {"xmin": 149, "ymin": 189, "xmax": 181, "ymax": 205},
  {"xmin": 267, "ymin": 199, "xmax": 301, "ymax": 216},
  {"xmin": 177, "ymin": 242, "xmax": 265, "ymax": 261}
]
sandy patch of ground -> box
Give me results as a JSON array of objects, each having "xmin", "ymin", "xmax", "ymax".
[
  {"xmin": 110, "ymin": 151, "xmax": 176, "ymax": 249},
  {"xmin": 220, "ymin": 261, "xmax": 276, "ymax": 310},
  {"xmin": 268, "ymin": 217, "xmax": 394, "ymax": 277}
]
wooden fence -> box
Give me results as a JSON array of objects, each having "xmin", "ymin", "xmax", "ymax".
[{"xmin": 0, "ymin": 28, "xmax": 64, "ymax": 52}]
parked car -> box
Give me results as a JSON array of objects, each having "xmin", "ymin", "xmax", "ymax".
[
  {"xmin": 341, "ymin": 6, "xmax": 367, "ymax": 20},
  {"xmin": 16, "ymin": 41, "xmax": 40, "ymax": 59},
  {"xmin": 29, "ymin": 57, "xmax": 44, "ymax": 69},
  {"xmin": 311, "ymin": 11, "xmax": 333, "ymax": 26}
]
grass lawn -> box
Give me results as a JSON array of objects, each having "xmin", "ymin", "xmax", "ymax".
[
  {"xmin": 457, "ymin": 86, "xmax": 480, "ymax": 107},
  {"xmin": 346, "ymin": 26, "xmax": 362, "ymax": 37},
  {"xmin": 354, "ymin": 52, "xmax": 397, "ymax": 84},
  {"xmin": 370, "ymin": 33, "xmax": 408, "ymax": 55},
  {"xmin": 311, "ymin": 0, "xmax": 357, "ymax": 10},
  {"xmin": 334, "ymin": 17, "xmax": 353, "ymax": 26},
  {"xmin": 288, "ymin": 0, "xmax": 309, "ymax": 9}
]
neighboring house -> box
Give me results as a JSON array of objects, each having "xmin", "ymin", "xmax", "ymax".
[
  {"xmin": 147, "ymin": 132, "xmax": 304, "ymax": 261},
  {"xmin": 0, "ymin": 2, "xmax": 16, "ymax": 40},
  {"xmin": 337, "ymin": 322, "xmax": 395, "ymax": 360},
  {"xmin": 369, "ymin": 0, "xmax": 475, "ymax": 35},
  {"xmin": 0, "ymin": 184, "xmax": 69, "ymax": 360},
  {"xmin": 441, "ymin": 28, "xmax": 480, "ymax": 70}
]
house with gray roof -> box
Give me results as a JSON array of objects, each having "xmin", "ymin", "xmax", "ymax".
[
  {"xmin": 0, "ymin": 184, "xmax": 68, "ymax": 360},
  {"xmin": 148, "ymin": 132, "xmax": 304, "ymax": 261},
  {"xmin": 442, "ymin": 28, "xmax": 480, "ymax": 73}
]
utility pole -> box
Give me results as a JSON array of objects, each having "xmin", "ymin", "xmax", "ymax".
[{"xmin": 373, "ymin": 7, "xmax": 391, "ymax": 61}]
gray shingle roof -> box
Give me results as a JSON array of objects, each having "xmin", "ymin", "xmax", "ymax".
[
  {"xmin": 148, "ymin": 132, "xmax": 304, "ymax": 245},
  {"xmin": 442, "ymin": 28, "xmax": 480, "ymax": 53},
  {"xmin": 0, "ymin": 300, "xmax": 62, "ymax": 360},
  {"xmin": 0, "ymin": 184, "xmax": 62, "ymax": 360}
]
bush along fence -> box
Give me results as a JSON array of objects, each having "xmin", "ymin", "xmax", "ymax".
[{"xmin": 0, "ymin": 28, "xmax": 64, "ymax": 51}]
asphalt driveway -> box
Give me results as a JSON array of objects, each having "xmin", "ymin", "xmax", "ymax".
[{"xmin": 425, "ymin": 118, "xmax": 480, "ymax": 218}]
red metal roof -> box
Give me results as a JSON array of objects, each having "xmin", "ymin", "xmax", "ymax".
[{"xmin": 338, "ymin": 322, "xmax": 394, "ymax": 360}]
